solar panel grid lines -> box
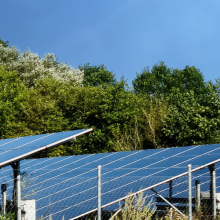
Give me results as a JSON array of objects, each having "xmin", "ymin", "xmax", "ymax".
[
  {"xmin": 111, "ymin": 161, "xmax": 219, "ymax": 202},
  {"xmin": 44, "ymin": 195, "xmax": 98, "ymax": 220},
  {"xmin": 0, "ymin": 157, "xmax": 64, "ymax": 201},
  {"xmin": 1, "ymin": 149, "xmax": 139, "ymax": 190},
  {"xmin": 22, "ymin": 154, "xmax": 94, "ymax": 191},
  {"xmin": 0, "ymin": 137, "xmax": 22, "ymax": 147},
  {"xmin": 0, "ymin": 157, "xmax": 54, "ymax": 188},
  {"xmin": 0, "ymin": 129, "xmax": 92, "ymax": 169},
  {"xmin": 100, "ymin": 148, "xmax": 168, "ymax": 175},
  {"xmin": 100, "ymin": 144, "xmax": 220, "ymax": 201},
  {"xmin": 37, "ymin": 182, "xmax": 97, "ymax": 211},
  {"xmin": 32, "ymin": 150, "xmax": 160, "ymax": 203},
  {"xmin": 0, "ymin": 158, "xmax": 58, "ymax": 200},
  {"xmin": 0, "ymin": 155, "xmax": 70, "ymax": 200},
  {"xmin": 100, "ymin": 145, "xmax": 201, "ymax": 187},
  {"xmin": 0, "ymin": 133, "xmax": 53, "ymax": 153},
  {"xmin": 33, "ymin": 151, "xmax": 142, "ymax": 202},
  {"xmin": 25, "ymin": 153, "xmax": 118, "ymax": 196}
]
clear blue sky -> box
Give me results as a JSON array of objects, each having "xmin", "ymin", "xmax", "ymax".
[{"xmin": 1, "ymin": 0, "xmax": 220, "ymax": 88}]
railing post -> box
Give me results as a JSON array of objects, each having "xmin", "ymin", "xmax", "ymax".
[
  {"xmin": 188, "ymin": 164, "xmax": 192, "ymax": 220},
  {"xmin": 97, "ymin": 165, "xmax": 101, "ymax": 220},
  {"xmin": 1, "ymin": 184, "xmax": 7, "ymax": 216},
  {"xmin": 209, "ymin": 164, "xmax": 216, "ymax": 219},
  {"xmin": 212, "ymin": 170, "xmax": 216, "ymax": 219},
  {"xmin": 16, "ymin": 161, "xmax": 21, "ymax": 220},
  {"xmin": 195, "ymin": 180, "xmax": 200, "ymax": 211}
]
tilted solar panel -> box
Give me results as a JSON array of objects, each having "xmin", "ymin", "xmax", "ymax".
[
  {"xmin": 0, "ymin": 144, "xmax": 220, "ymax": 219},
  {"xmin": 0, "ymin": 129, "xmax": 92, "ymax": 169}
]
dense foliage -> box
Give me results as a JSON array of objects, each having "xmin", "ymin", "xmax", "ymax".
[
  {"xmin": 1, "ymin": 39, "xmax": 220, "ymax": 157},
  {"xmin": 79, "ymin": 63, "xmax": 116, "ymax": 87}
]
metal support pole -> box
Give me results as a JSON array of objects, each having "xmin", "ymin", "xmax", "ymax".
[
  {"xmin": 97, "ymin": 165, "xmax": 101, "ymax": 220},
  {"xmin": 16, "ymin": 161, "xmax": 21, "ymax": 220},
  {"xmin": 213, "ymin": 170, "xmax": 216, "ymax": 220},
  {"xmin": 188, "ymin": 164, "xmax": 192, "ymax": 220},
  {"xmin": 209, "ymin": 164, "xmax": 216, "ymax": 219},
  {"xmin": 1, "ymin": 184, "xmax": 7, "ymax": 216},
  {"xmin": 195, "ymin": 180, "xmax": 200, "ymax": 211},
  {"xmin": 169, "ymin": 180, "xmax": 172, "ymax": 199}
]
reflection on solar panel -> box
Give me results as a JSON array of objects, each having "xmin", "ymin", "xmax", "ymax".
[
  {"xmin": 0, "ymin": 129, "xmax": 92, "ymax": 168},
  {"xmin": 1, "ymin": 144, "xmax": 220, "ymax": 219}
]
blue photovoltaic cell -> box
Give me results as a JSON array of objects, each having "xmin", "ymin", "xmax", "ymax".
[
  {"xmin": 0, "ymin": 129, "xmax": 91, "ymax": 168},
  {"xmin": 1, "ymin": 144, "xmax": 220, "ymax": 219}
]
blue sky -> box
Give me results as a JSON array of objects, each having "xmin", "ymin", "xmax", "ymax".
[{"xmin": 1, "ymin": 0, "xmax": 220, "ymax": 88}]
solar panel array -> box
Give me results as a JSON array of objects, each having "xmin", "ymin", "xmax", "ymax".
[{"xmin": 1, "ymin": 144, "xmax": 220, "ymax": 219}]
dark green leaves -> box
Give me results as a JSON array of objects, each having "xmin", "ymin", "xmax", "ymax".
[{"xmin": 79, "ymin": 63, "xmax": 116, "ymax": 87}]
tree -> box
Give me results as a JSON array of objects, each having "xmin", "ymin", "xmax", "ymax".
[
  {"xmin": 0, "ymin": 67, "xmax": 27, "ymax": 138},
  {"xmin": 132, "ymin": 62, "xmax": 214, "ymax": 98},
  {"xmin": 161, "ymin": 87, "xmax": 220, "ymax": 147},
  {"xmin": 0, "ymin": 45, "xmax": 84, "ymax": 87},
  {"xmin": 133, "ymin": 62, "xmax": 220, "ymax": 148},
  {"xmin": 79, "ymin": 63, "xmax": 116, "ymax": 87},
  {"xmin": 33, "ymin": 79, "xmax": 147, "ymax": 156},
  {"xmin": 0, "ymin": 37, "xmax": 9, "ymax": 47}
]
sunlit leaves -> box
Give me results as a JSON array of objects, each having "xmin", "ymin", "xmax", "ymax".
[{"xmin": 0, "ymin": 45, "xmax": 84, "ymax": 87}]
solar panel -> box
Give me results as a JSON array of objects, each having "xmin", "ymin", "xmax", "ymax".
[
  {"xmin": 0, "ymin": 129, "xmax": 92, "ymax": 169},
  {"xmin": 1, "ymin": 144, "xmax": 220, "ymax": 219}
]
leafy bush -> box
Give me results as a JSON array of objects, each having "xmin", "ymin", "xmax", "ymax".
[{"xmin": 112, "ymin": 191, "xmax": 155, "ymax": 220}]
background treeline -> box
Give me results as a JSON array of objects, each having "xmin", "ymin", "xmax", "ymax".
[{"xmin": 1, "ymin": 38, "xmax": 220, "ymax": 157}]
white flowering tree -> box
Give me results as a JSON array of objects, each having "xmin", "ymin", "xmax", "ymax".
[{"xmin": 0, "ymin": 44, "xmax": 84, "ymax": 87}]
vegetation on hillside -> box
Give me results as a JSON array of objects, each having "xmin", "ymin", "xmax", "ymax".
[{"xmin": 1, "ymin": 38, "xmax": 220, "ymax": 157}]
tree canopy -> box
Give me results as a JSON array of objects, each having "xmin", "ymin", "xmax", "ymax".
[
  {"xmin": 79, "ymin": 63, "xmax": 116, "ymax": 87},
  {"xmin": 132, "ymin": 62, "xmax": 214, "ymax": 98}
]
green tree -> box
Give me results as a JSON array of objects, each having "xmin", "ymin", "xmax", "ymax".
[
  {"xmin": 0, "ymin": 69, "xmax": 67, "ymax": 140},
  {"xmin": 162, "ymin": 87, "xmax": 220, "ymax": 147},
  {"xmin": 133, "ymin": 62, "xmax": 220, "ymax": 148},
  {"xmin": 0, "ymin": 45, "xmax": 84, "ymax": 87},
  {"xmin": 0, "ymin": 67, "xmax": 27, "ymax": 138},
  {"xmin": 0, "ymin": 38, "xmax": 9, "ymax": 47},
  {"xmin": 32, "ymin": 78, "xmax": 147, "ymax": 156},
  {"xmin": 132, "ymin": 62, "xmax": 213, "ymax": 97},
  {"xmin": 79, "ymin": 63, "xmax": 116, "ymax": 87}
]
